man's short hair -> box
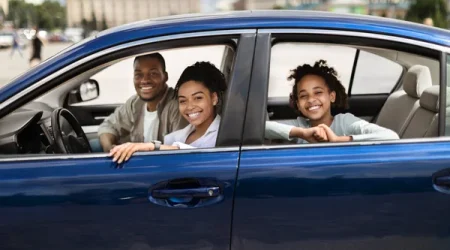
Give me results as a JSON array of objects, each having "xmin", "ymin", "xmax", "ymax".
[{"xmin": 134, "ymin": 52, "xmax": 166, "ymax": 72}]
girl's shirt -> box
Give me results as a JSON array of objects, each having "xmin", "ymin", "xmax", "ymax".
[
  {"xmin": 164, "ymin": 115, "xmax": 221, "ymax": 149},
  {"xmin": 265, "ymin": 113, "xmax": 399, "ymax": 143}
]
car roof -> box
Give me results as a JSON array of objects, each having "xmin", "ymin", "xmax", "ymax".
[{"xmin": 97, "ymin": 10, "xmax": 450, "ymax": 47}]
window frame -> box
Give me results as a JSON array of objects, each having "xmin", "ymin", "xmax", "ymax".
[
  {"xmin": 242, "ymin": 28, "xmax": 448, "ymax": 148},
  {"xmin": 0, "ymin": 29, "xmax": 257, "ymax": 160}
]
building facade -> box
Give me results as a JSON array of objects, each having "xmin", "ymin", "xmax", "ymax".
[
  {"xmin": 0, "ymin": 0, "xmax": 8, "ymax": 16},
  {"xmin": 66, "ymin": 0, "xmax": 200, "ymax": 28}
]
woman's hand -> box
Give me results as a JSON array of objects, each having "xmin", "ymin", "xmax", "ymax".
[
  {"xmin": 109, "ymin": 142, "xmax": 155, "ymax": 163},
  {"xmin": 317, "ymin": 124, "xmax": 352, "ymax": 142}
]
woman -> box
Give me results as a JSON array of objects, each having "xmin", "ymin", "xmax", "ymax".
[
  {"xmin": 109, "ymin": 61, "xmax": 227, "ymax": 163},
  {"xmin": 265, "ymin": 59, "xmax": 399, "ymax": 143}
]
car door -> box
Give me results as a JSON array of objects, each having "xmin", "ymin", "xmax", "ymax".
[
  {"xmin": 0, "ymin": 31, "xmax": 256, "ymax": 250},
  {"xmin": 232, "ymin": 30, "xmax": 450, "ymax": 250}
]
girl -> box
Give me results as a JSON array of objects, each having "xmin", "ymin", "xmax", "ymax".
[
  {"xmin": 265, "ymin": 60, "xmax": 399, "ymax": 143},
  {"xmin": 110, "ymin": 61, "xmax": 227, "ymax": 163}
]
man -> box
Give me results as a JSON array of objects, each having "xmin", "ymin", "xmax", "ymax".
[
  {"xmin": 30, "ymin": 26, "xmax": 44, "ymax": 67},
  {"xmin": 97, "ymin": 53, "xmax": 188, "ymax": 152}
]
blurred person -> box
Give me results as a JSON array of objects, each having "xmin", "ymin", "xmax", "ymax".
[
  {"xmin": 423, "ymin": 17, "xmax": 434, "ymax": 26},
  {"xmin": 29, "ymin": 26, "xmax": 44, "ymax": 67},
  {"xmin": 10, "ymin": 30, "xmax": 23, "ymax": 58}
]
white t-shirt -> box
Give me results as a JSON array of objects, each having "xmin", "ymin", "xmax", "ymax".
[{"xmin": 143, "ymin": 105, "xmax": 158, "ymax": 143}]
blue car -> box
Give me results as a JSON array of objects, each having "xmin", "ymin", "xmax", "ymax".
[{"xmin": 1, "ymin": 10, "xmax": 450, "ymax": 250}]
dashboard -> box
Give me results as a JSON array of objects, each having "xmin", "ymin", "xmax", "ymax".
[{"xmin": 0, "ymin": 102, "xmax": 56, "ymax": 155}]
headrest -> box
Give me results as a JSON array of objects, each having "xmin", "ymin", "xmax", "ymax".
[
  {"xmin": 403, "ymin": 65, "xmax": 432, "ymax": 98},
  {"xmin": 420, "ymin": 85, "xmax": 439, "ymax": 112}
]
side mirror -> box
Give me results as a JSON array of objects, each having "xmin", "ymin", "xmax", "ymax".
[{"xmin": 67, "ymin": 79, "xmax": 99, "ymax": 105}]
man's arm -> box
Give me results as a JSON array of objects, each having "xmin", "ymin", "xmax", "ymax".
[
  {"xmin": 99, "ymin": 133, "xmax": 118, "ymax": 152},
  {"xmin": 97, "ymin": 96, "xmax": 137, "ymax": 152}
]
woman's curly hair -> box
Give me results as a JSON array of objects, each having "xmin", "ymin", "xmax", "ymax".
[
  {"xmin": 288, "ymin": 59, "xmax": 349, "ymax": 114},
  {"xmin": 174, "ymin": 61, "xmax": 227, "ymax": 111}
]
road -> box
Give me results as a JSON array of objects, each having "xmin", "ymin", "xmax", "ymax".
[{"xmin": 0, "ymin": 43, "xmax": 73, "ymax": 86}]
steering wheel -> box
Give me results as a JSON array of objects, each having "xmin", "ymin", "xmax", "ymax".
[{"xmin": 51, "ymin": 108, "xmax": 92, "ymax": 154}]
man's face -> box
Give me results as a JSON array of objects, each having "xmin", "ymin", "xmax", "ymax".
[{"xmin": 133, "ymin": 57, "xmax": 168, "ymax": 102}]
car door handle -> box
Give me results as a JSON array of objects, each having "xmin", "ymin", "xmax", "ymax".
[{"xmin": 151, "ymin": 187, "xmax": 220, "ymax": 199}]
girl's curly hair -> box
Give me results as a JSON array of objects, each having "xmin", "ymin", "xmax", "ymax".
[{"xmin": 288, "ymin": 59, "xmax": 349, "ymax": 114}]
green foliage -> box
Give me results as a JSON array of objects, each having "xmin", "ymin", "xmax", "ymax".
[
  {"xmin": 273, "ymin": 5, "xmax": 285, "ymax": 9},
  {"xmin": 405, "ymin": 0, "xmax": 448, "ymax": 28},
  {"xmin": 7, "ymin": 0, "xmax": 66, "ymax": 30},
  {"xmin": 90, "ymin": 11, "xmax": 97, "ymax": 31}
]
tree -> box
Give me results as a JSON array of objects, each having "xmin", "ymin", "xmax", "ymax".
[
  {"xmin": 7, "ymin": 0, "xmax": 66, "ymax": 30},
  {"xmin": 405, "ymin": 0, "xmax": 448, "ymax": 28},
  {"xmin": 273, "ymin": 4, "xmax": 285, "ymax": 9}
]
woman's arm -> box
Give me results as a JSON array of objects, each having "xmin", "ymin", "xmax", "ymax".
[{"xmin": 109, "ymin": 142, "xmax": 180, "ymax": 163}]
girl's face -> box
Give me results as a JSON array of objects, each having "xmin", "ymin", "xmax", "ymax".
[
  {"xmin": 296, "ymin": 74, "xmax": 336, "ymax": 121},
  {"xmin": 178, "ymin": 80, "xmax": 218, "ymax": 128}
]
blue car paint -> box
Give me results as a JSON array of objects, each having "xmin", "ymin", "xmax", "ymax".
[
  {"xmin": 2, "ymin": 11, "xmax": 450, "ymax": 103},
  {"xmin": 0, "ymin": 151, "xmax": 238, "ymax": 250},
  {"xmin": 233, "ymin": 141, "xmax": 450, "ymax": 249}
]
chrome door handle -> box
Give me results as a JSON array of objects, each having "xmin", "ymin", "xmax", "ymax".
[{"xmin": 151, "ymin": 187, "xmax": 220, "ymax": 199}]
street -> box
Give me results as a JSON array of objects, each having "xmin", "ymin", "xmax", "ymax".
[{"xmin": 1, "ymin": 43, "xmax": 73, "ymax": 86}]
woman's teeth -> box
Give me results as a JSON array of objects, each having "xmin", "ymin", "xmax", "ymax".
[
  {"xmin": 141, "ymin": 86, "xmax": 153, "ymax": 90},
  {"xmin": 188, "ymin": 112, "xmax": 200, "ymax": 118},
  {"xmin": 308, "ymin": 105, "xmax": 320, "ymax": 111}
]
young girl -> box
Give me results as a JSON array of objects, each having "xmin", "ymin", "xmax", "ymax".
[
  {"xmin": 110, "ymin": 61, "xmax": 227, "ymax": 163},
  {"xmin": 265, "ymin": 60, "xmax": 399, "ymax": 143}
]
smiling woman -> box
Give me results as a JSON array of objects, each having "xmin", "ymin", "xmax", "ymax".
[{"xmin": 108, "ymin": 61, "xmax": 228, "ymax": 163}]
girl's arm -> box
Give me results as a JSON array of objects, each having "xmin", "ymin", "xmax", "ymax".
[{"xmin": 344, "ymin": 114, "xmax": 399, "ymax": 141}]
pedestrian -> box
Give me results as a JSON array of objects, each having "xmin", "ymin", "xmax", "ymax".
[
  {"xmin": 423, "ymin": 17, "xmax": 434, "ymax": 26},
  {"xmin": 29, "ymin": 27, "xmax": 44, "ymax": 67},
  {"xmin": 10, "ymin": 30, "xmax": 23, "ymax": 58}
]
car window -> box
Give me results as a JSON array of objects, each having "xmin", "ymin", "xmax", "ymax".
[
  {"xmin": 351, "ymin": 50, "xmax": 403, "ymax": 94},
  {"xmin": 268, "ymin": 43, "xmax": 403, "ymax": 98},
  {"xmin": 446, "ymin": 54, "xmax": 450, "ymax": 136},
  {"xmin": 74, "ymin": 45, "xmax": 228, "ymax": 106},
  {"xmin": 269, "ymin": 43, "xmax": 355, "ymax": 98}
]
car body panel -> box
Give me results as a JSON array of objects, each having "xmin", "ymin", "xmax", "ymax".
[
  {"xmin": 233, "ymin": 141, "xmax": 450, "ymax": 250},
  {"xmin": 0, "ymin": 150, "xmax": 239, "ymax": 250}
]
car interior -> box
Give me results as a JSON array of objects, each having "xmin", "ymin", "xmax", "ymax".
[
  {"xmin": 0, "ymin": 42, "xmax": 236, "ymax": 155},
  {"xmin": 0, "ymin": 39, "xmax": 445, "ymax": 155},
  {"xmin": 265, "ymin": 42, "xmax": 442, "ymax": 144}
]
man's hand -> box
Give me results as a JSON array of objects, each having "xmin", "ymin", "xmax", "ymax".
[
  {"xmin": 109, "ymin": 142, "xmax": 155, "ymax": 163},
  {"xmin": 317, "ymin": 124, "xmax": 352, "ymax": 142}
]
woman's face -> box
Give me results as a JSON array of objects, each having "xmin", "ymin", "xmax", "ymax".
[
  {"xmin": 178, "ymin": 80, "xmax": 218, "ymax": 128},
  {"xmin": 296, "ymin": 74, "xmax": 336, "ymax": 121}
]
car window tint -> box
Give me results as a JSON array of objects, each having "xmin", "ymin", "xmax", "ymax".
[
  {"xmin": 75, "ymin": 45, "xmax": 228, "ymax": 106},
  {"xmin": 269, "ymin": 43, "xmax": 355, "ymax": 98},
  {"xmin": 351, "ymin": 50, "xmax": 403, "ymax": 95}
]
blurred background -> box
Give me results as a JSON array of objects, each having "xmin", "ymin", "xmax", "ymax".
[{"xmin": 0, "ymin": 0, "xmax": 448, "ymax": 85}]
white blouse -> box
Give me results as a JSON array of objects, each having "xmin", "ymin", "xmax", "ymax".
[{"xmin": 164, "ymin": 115, "xmax": 221, "ymax": 149}]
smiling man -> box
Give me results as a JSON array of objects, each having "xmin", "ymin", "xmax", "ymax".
[{"xmin": 97, "ymin": 53, "xmax": 188, "ymax": 152}]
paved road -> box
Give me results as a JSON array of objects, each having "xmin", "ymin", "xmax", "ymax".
[{"xmin": 0, "ymin": 43, "xmax": 73, "ymax": 86}]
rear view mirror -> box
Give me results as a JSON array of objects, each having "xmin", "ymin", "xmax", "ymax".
[{"xmin": 67, "ymin": 79, "xmax": 99, "ymax": 105}]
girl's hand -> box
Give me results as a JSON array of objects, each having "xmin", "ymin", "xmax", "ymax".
[
  {"xmin": 109, "ymin": 142, "xmax": 155, "ymax": 163},
  {"xmin": 301, "ymin": 127, "xmax": 329, "ymax": 143},
  {"xmin": 317, "ymin": 124, "xmax": 352, "ymax": 142}
]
